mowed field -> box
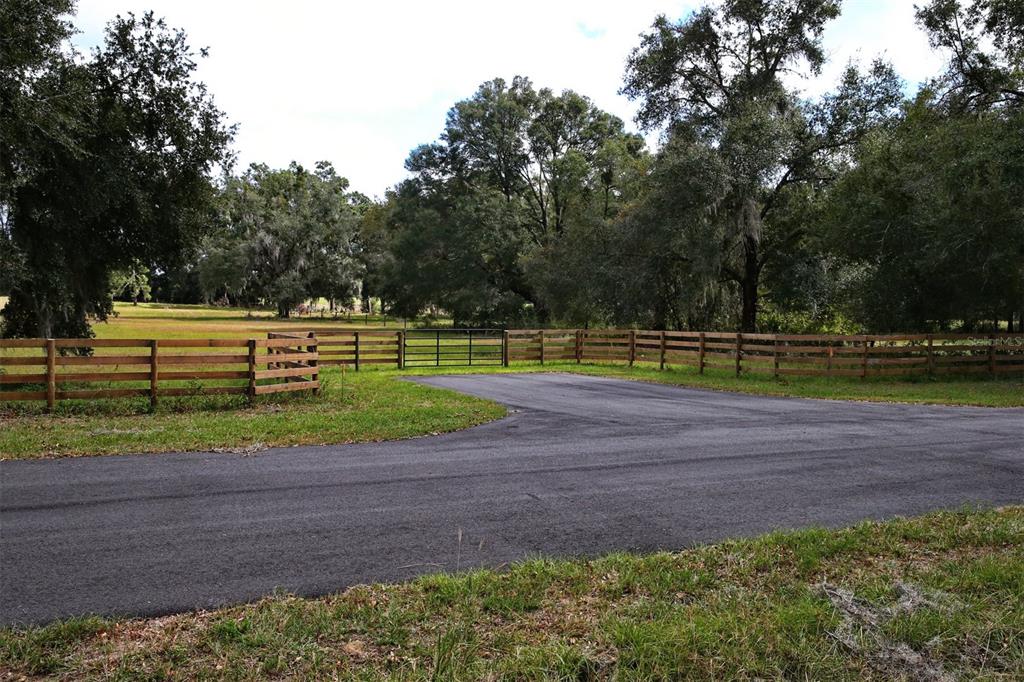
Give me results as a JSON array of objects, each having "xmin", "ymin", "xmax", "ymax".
[{"xmin": 88, "ymin": 302, "xmax": 409, "ymax": 339}]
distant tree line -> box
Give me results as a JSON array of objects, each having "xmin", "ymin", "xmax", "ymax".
[{"xmin": 2, "ymin": 0, "xmax": 1022, "ymax": 338}]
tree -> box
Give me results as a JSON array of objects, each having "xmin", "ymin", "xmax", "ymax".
[
  {"xmin": 381, "ymin": 77, "xmax": 646, "ymax": 324},
  {"xmin": 355, "ymin": 201, "xmax": 394, "ymax": 315},
  {"xmin": 823, "ymin": 98, "xmax": 1024, "ymax": 331},
  {"xmin": 916, "ymin": 0, "xmax": 1023, "ymax": 112},
  {"xmin": 1, "ymin": 3, "xmax": 233, "ymax": 338},
  {"xmin": 199, "ymin": 162, "xmax": 363, "ymax": 317},
  {"xmin": 376, "ymin": 179, "xmax": 533, "ymax": 326},
  {"xmin": 820, "ymin": 1, "xmax": 1024, "ymax": 332},
  {"xmin": 621, "ymin": 1, "xmax": 901, "ymax": 330},
  {"xmin": 109, "ymin": 260, "xmax": 152, "ymax": 305}
]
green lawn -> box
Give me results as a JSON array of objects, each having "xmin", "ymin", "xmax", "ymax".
[
  {"xmin": 406, "ymin": 360, "xmax": 1024, "ymax": 408},
  {"xmin": 0, "ymin": 368, "xmax": 505, "ymax": 460},
  {"xmin": 2, "ymin": 506, "xmax": 1021, "ymax": 680}
]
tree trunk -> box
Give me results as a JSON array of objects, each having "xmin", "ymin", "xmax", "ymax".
[
  {"xmin": 277, "ymin": 301, "xmax": 290, "ymax": 318},
  {"xmin": 740, "ymin": 235, "xmax": 759, "ymax": 332},
  {"xmin": 33, "ymin": 294, "xmax": 54, "ymax": 339},
  {"xmin": 535, "ymin": 302, "xmax": 551, "ymax": 326}
]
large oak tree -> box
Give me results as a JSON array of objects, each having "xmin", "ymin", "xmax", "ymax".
[
  {"xmin": 1, "ymin": 1, "xmax": 233, "ymax": 338},
  {"xmin": 621, "ymin": 0, "xmax": 900, "ymax": 330},
  {"xmin": 380, "ymin": 77, "xmax": 646, "ymax": 325}
]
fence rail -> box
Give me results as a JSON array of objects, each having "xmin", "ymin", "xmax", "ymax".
[
  {"xmin": 505, "ymin": 329, "xmax": 1024, "ymax": 377},
  {"xmin": 272, "ymin": 328, "xmax": 404, "ymax": 369},
  {"xmin": 0, "ymin": 334, "xmax": 319, "ymax": 408}
]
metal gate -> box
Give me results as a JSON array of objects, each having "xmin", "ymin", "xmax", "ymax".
[{"xmin": 402, "ymin": 328, "xmax": 504, "ymax": 367}]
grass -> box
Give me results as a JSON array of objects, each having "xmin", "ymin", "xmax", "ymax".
[
  {"xmin": 0, "ymin": 368, "xmax": 505, "ymax": 460},
  {"xmin": 403, "ymin": 361, "xmax": 1024, "ymax": 408},
  {"xmin": 2, "ymin": 303, "xmax": 1021, "ymax": 460},
  {"xmin": 0, "ymin": 300, "xmax": 413, "ymax": 341},
  {"xmin": 1, "ymin": 506, "xmax": 1021, "ymax": 679},
  {"xmin": 78, "ymin": 301, "xmax": 414, "ymax": 339},
  {"xmin": 2, "ymin": 362, "xmax": 1021, "ymax": 460}
]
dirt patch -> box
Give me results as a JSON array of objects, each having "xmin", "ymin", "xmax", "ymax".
[
  {"xmin": 822, "ymin": 582, "xmax": 956, "ymax": 682},
  {"xmin": 210, "ymin": 442, "xmax": 268, "ymax": 455}
]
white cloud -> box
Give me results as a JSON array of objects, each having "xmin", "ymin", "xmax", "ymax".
[{"xmin": 71, "ymin": 0, "xmax": 941, "ymax": 197}]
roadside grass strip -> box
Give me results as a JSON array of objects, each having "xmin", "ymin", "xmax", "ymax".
[
  {"xmin": 0, "ymin": 369, "xmax": 504, "ymax": 459},
  {"xmin": 2, "ymin": 362, "xmax": 1022, "ymax": 459},
  {"xmin": 1, "ymin": 507, "xmax": 1021, "ymax": 679}
]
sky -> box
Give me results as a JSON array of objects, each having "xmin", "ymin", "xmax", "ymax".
[{"xmin": 70, "ymin": 0, "xmax": 942, "ymax": 198}]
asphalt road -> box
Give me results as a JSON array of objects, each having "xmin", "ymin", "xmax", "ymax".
[{"xmin": 2, "ymin": 373, "xmax": 1022, "ymax": 625}]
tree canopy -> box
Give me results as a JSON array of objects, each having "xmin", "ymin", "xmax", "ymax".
[
  {"xmin": 377, "ymin": 77, "xmax": 647, "ymax": 325},
  {"xmin": 198, "ymin": 162, "xmax": 365, "ymax": 317},
  {"xmin": 620, "ymin": 0, "xmax": 902, "ymax": 330},
  {"xmin": 4, "ymin": 0, "xmax": 1021, "ymax": 336},
  {"xmin": 1, "ymin": 0, "xmax": 233, "ymax": 338}
]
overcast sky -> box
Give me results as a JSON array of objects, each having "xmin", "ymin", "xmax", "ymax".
[{"xmin": 71, "ymin": 0, "xmax": 942, "ymax": 197}]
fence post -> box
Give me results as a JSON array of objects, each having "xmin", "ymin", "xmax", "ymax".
[
  {"xmin": 397, "ymin": 331, "xmax": 404, "ymax": 369},
  {"xmin": 247, "ymin": 339, "xmax": 257, "ymax": 404},
  {"xmin": 502, "ymin": 330, "xmax": 510, "ymax": 367},
  {"xmin": 149, "ymin": 339, "xmax": 159, "ymax": 409},
  {"xmin": 46, "ymin": 338, "xmax": 56, "ymax": 411},
  {"xmin": 699, "ymin": 332, "xmax": 706, "ymax": 374},
  {"xmin": 355, "ymin": 331, "xmax": 361, "ymax": 371},
  {"xmin": 628, "ymin": 330, "xmax": 636, "ymax": 367},
  {"xmin": 735, "ymin": 333, "xmax": 742, "ymax": 376},
  {"xmin": 575, "ymin": 329, "xmax": 582, "ymax": 364},
  {"xmin": 308, "ymin": 331, "xmax": 319, "ymax": 396},
  {"xmin": 827, "ymin": 344, "xmax": 834, "ymax": 376},
  {"xmin": 539, "ymin": 330, "xmax": 545, "ymax": 366},
  {"xmin": 927, "ymin": 334, "xmax": 934, "ymax": 376},
  {"xmin": 861, "ymin": 335, "xmax": 869, "ymax": 379},
  {"xmin": 659, "ymin": 331, "xmax": 666, "ymax": 370},
  {"xmin": 988, "ymin": 333, "xmax": 996, "ymax": 375},
  {"xmin": 773, "ymin": 335, "xmax": 780, "ymax": 379}
]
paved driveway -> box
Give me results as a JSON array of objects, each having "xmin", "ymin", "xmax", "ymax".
[{"xmin": 2, "ymin": 373, "xmax": 1021, "ymax": 624}]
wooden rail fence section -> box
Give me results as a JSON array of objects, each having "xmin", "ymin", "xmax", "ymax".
[
  {"xmin": 0, "ymin": 334, "xmax": 319, "ymax": 408},
  {"xmin": 506, "ymin": 330, "xmax": 1024, "ymax": 377},
  {"xmin": 312, "ymin": 329, "xmax": 402, "ymax": 369},
  {"xmin": 3, "ymin": 328, "xmax": 1021, "ymax": 408}
]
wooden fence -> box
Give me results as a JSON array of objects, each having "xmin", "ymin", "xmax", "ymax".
[
  {"xmin": 505, "ymin": 329, "xmax": 1024, "ymax": 377},
  {"xmin": 0, "ymin": 334, "xmax": 319, "ymax": 408},
  {"xmin": 4, "ymin": 328, "xmax": 1021, "ymax": 409},
  {"xmin": 274, "ymin": 329, "xmax": 403, "ymax": 369}
]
